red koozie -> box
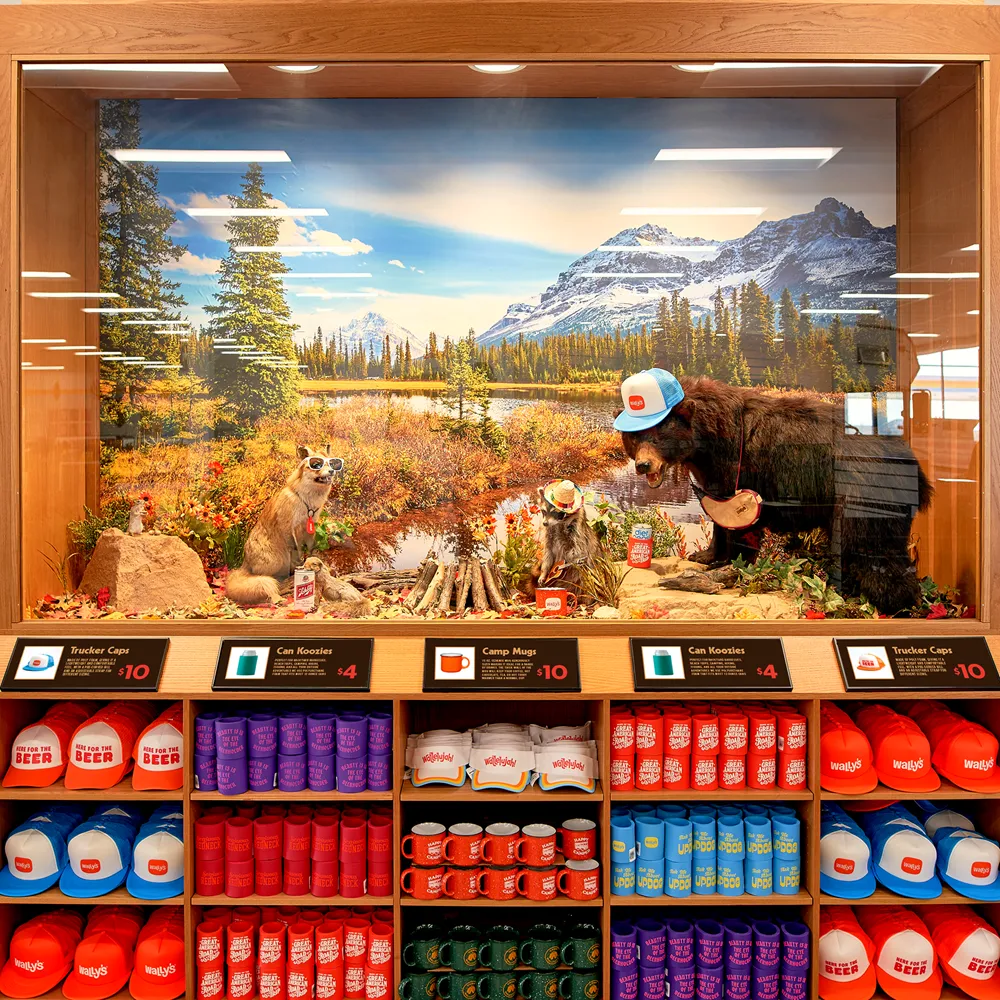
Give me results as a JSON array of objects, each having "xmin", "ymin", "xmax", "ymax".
[
  {"xmin": 747, "ymin": 752, "xmax": 777, "ymax": 789},
  {"xmin": 283, "ymin": 859, "xmax": 311, "ymax": 896},
  {"xmin": 718, "ymin": 754, "xmax": 747, "ymax": 790},
  {"xmin": 634, "ymin": 754, "xmax": 662, "ymax": 791},
  {"xmin": 344, "ymin": 963, "xmax": 366, "ymax": 1000},
  {"xmin": 197, "ymin": 857, "xmax": 225, "ymax": 896},
  {"xmin": 635, "ymin": 713, "xmax": 663, "ymax": 755},
  {"xmin": 748, "ymin": 711, "xmax": 777, "ymax": 754},
  {"xmin": 367, "ymin": 860, "xmax": 392, "ymax": 897},
  {"xmin": 692, "ymin": 715, "xmax": 720, "ymax": 755},
  {"xmin": 317, "ymin": 965, "xmax": 345, "ymax": 1000},
  {"xmin": 663, "ymin": 714, "xmax": 692, "ymax": 755},
  {"xmin": 662, "ymin": 754, "xmax": 690, "ymax": 791},
  {"xmin": 778, "ymin": 752, "xmax": 807, "ymax": 791},
  {"xmin": 225, "ymin": 860, "xmax": 254, "ymax": 898},
  {"xmin": 718, "ymin": 713, "xmax": 748, "ymax": 755},
  {"xmin": 225, "ymin": 818, "xmax": 253, "ymax": 861},
  {"xmin": 312, "ymin": 860, "xmax": 340, "ymax": 898},
  {"xmin": 609, "ymin": 757, "xmax": 634, "ymax": 792},
  {"xmin": 199, "ymin": 968, "xmax": 224, "ymax": 1000},
  {"xmin": 364, "ymin": 965, "xmax": 391, "ymax": 1000},
  {"xmin": 610, "ymin": 714, "xmax": 636, "ymax": 757},
  {"xmin": 255, "ymin": 857, "xmax": 282, "ymax": 896},
  {"xmin": 691, "ymin": 754, "xmax": 718, "ymax": 790},
  {"xmin": 777, "ymin": 714, "xmax": 808, "ymax": 754}
]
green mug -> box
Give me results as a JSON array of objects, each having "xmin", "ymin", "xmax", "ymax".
[
  {"xmin": 519, "ymin": 925, "xmax": 562, "ymax": 971},
  {"xmin": 404, "ymin": 925, "xmax": 443, "ymax": 970},
  {"xmin": 559, "ymin": 925, "xmax": 600, "ymax": 971},
  {"xmin": 440, "ymin": 926, "xmax": 480, "ymax": 972},
  {"xmin": 476, "ymin": 972, "xmax": 517, "ymax": 1000},
  {"xmin": 558, "ymin": 972, "xmax": 600, "ymax": 1000},
  {"xmin": 519, "ymin": 972, "xmax": 560, "ymax": 1000},
  {"xmin": 439, "ymin": 973, "xmax": 478, "ymax": 1000},
  {"xmin": 399, "ymin": 973, "xmax": 438, "ymax": 1000},
  {"xmin": 478, "ymin": 926, "xmax": 519, "ymax": 972}
]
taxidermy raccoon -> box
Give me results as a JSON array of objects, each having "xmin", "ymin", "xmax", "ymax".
[
  {"xmin": 226, "ymin": 444, "xmax": 352, "ymax": 606},
  {"xmin": 526, "ymin": 485, "xmax": 599, "ymax": 598}
]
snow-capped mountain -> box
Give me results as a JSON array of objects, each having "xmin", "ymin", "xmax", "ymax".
[
  {"xmin": 336, "ymin": 311, "xmax": 424, "ymax": 357},
  {"xmin": 478, "ymin": 199, "xmax": 897, "ymax": 344}
]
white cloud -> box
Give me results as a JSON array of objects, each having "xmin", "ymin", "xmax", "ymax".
[
  {"xmin": 388, "ymin": 259, "xmax": 406, "ymax": 269},
  {"xmin": 166, "ymin": 250, "xmax": 221, "ymax": 276}
]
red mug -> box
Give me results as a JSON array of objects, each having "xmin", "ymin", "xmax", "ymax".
[
  {"xmin": 401, "ymin": 823, "xmax": 446, "ymax": 865},
  {"xmin": 557, "ymin": 859, "xmax": 601, "ymax": 900},
  {"xmin": 443, "ymin": 866, "xmax": 482, "ymax": 900},
  {"xmin": 439, "ymin": 653, "xmax": 471, "ymax": 674},
  {"xmin": 477, "ymin": 866, "xmax": 519, "ymax": 901},
  {"xmin": 400, "ymin": 865, "xmax": 445, "ymax": 900},
  {"xmin": 516, "ymin": 866, "xmax": 557, "ymax": 901},
  {"xmin": 443, "ymin": 823, "xmax": 483, "ymax": 865},
  {"xmin": 517, "ymin": 824, "xmax": 556, "ymax": 866},
  {"xmin": 536, "ymin": 588, "xmax": 577, "ymax": 616},
  {"xmin": 482, "ymin": 823, "xmax": 521, "ymax": 866},
  {"xmin": 558, "ymin": 819, "xmax": 597, "ymax": 861}
]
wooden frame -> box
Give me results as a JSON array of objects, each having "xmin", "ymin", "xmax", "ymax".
[{"xmin": 0, "ymin": 1, "xmax": 996, "ymax": 638}]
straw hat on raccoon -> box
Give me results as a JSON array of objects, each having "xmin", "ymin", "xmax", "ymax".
[{"xmin": 542, "ymin": 479, "xmax": 585, "ymax": 514}]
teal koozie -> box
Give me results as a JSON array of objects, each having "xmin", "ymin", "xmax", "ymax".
[
  {"xmin": 717, "ymin": 861, "xmax": 744, "ymax": 896},
  {"xmin": 637, "ymin": 858, "xmax": 665, "ymax": 897},
  {"xmin": 652, "ymin": 649, "xmax": 674, "ymax": 676},
  {"xmin": 693, "ymin": 857, "xmax": 717, "ymax": 895},
  {"xmin": 663, "ymin": 817, "xmax": 691, "ymax": 861},
  {"xmin": 717, "ymin": 816, "xmax": 745, "ymax": 862},
  {"xmin": 745, "ymin": 859, "xmax": 773, "ymax": 896},
  {"xmin": 236, "ymin": 650, "xmax": 258, "ymax": 676},
  {"xmin": 637, "ymin": 816, "xmax": 666, "ymax": 860},
  {"xmin": 665, "ymin": 858, "xmax": 691, "ymax": 897},
  {"xmin": 772, "ymin": 815, "xmax": 800, "ymax": 859},
  {"xmin": 774, "ymin": 856, "xmax": 801, "ymax": 895},
  {"xmin": 691, "ymin": 814, "xmax": 716, "ymax": 857},
  {"xmin": 744, "ymin": 815, "xmax": 772, "ymax": 858}
]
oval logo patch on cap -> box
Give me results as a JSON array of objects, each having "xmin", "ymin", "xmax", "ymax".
[
  {"xmin": 13, "ymin": 857, "xmax": 32, "ymax": 873},
  {"xmin": 80, "ymin": 858, "xmax": 101, "ymax": 874},
  {"xmin": 147, "ymin": 859, "xmax": 169, "ymax": 876},
  {"xmin": 628, "ymin": 395, "xmax": 645, "ymax": 411},
  {"xmin": 971, "ymin": 861, "xmax": 993, "ymax": 879},
  {"xmin": 901, "ymin": 857, "xmax": 923, "ymax": 875},
  {"xmin": 834, "ymin": 858, "xmax": 856, "ymax": 875}
]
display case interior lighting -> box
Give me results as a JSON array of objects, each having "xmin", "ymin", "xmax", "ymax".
[
  {"xmin": 185, "ymin": 207, "xmax": 328, "ymax": 218},
  {"xmin": 74, "ymin": 351, "xmax": 122, "ymax": 356},
  {"xmin": 82, "ymin": 307, "xmax": 161, "ymax": 314},
  {"xmin": 907, "ymin": 333, "xmax": 940, "ymax": 338},
  {"xmin": 110, "ymin": 149, "xmax": 291, "ymax": 163},
  {"xmin": 620, "ymin": 207, "xmax": 765, "ymax": 216},
  {"xmin": 270, "ymin": 65, "xmax": 325, "ymax": 74},
  {"xmin": 968, "ymin": 310, "xmax": 981, "ymax": 316},
  {"xmin": 28, "ymin": 291, "xmax": 121, "ymax": 299},
  {"xmin": 675, "ymin": 61, "xmax": 941, "ymax": 73},
  {"xmin": 469, "ymin": 64, "xmax": 525, "ymax": 74},
  {"xmin": 892, "ymin": 271, "xmax": 980, "ymax": 279},
  {"xmin": 800, "ymin": 308, "xmax": 881, "ymax": 315},
  {"xmin": 21, "ymin": 339, "xmax": 66, "ymax": 344},
  {"xmin": 22, "ymin": 365, "xmax": 65, "ymax": 371},
  {"xmin": 841, "ymin": 292, "xmax": 930, "ymax": 300},
  {"xmin": 295, "ymin": 291, "xmax": 377, "ymax": 298},
  {"xmin": 24, "ymin": 63, "xmax": 229, "ymax": 73},
  {"xmin": 654, "ymin": 147, "xmax": 841, "ymax": 165},
  {"xmin": 961, "ymin": 244, "xmax": 980, "ymax": 252},
  {"xmin": 121, "ymin": 319, "xmax": 189, "ymax": 325},
  {"xmin": 21, "ymin": 270, "xmax": 71, "ymax": 279}
]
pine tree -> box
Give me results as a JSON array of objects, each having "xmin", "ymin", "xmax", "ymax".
[
  {"xmin": 99, "ymin": 99, "xmax": 187, "ymax": 405},
  {"xmin": 442, "ymin": 339, "xmax": 489, "ymax": 423},
  {"xmin": 403, "ymin": 340, "xmax": 413, "ymax": 380},
  {"xmin": 779, "ymin": 288, "xmax": 799, "ymax": 345},
  {"xmin": 381, "ymin": 335, "xmax": 392, "ymax": 380},
  {"xmin": 204, "ymin": 163, "xmax": 298, "ymax": 423}
]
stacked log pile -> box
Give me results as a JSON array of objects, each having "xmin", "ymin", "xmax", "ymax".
[{"xmin": 403, "ymin": 544, "xmax": 507, "ymax": 614}]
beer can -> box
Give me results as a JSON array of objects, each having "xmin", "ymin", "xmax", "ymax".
[
  {"xmin": 293, "ymin": 568, "xmax": 317, "ymax": 611},
  {"xmin": 627, "ymin": 523, "xmax": 654, "ymax": 568}
]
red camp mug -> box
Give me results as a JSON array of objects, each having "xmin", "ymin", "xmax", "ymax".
[
  {"xmin": 536, "ymin": 588, "xmax": 577, "ymax": 617},
  {"xmin": 556, "ymin": 859, "xmax": 600, "ymax": 900},
  {"xmin": 558, "ymin": 819, "xmax": 597, "ymax": 861},
  {"xmin": 443, "ymin": 866, "xmax": 482, "ymax": 900},
  {"xmin": 401, "ymin": 823, "xmax": 445, "ymax": 866},
  {"xmin": 439, "ymin": 653, "xmax": 471, "ymax": 674},
  {"xmin": 400, "ymin": 865, "xmax": 445, "ymax": 900},
  {"xmin": 443, "ymin": 823, "xmax": 483, "ymax": 866},
  {"xmin": 482, "ymin": 823, "xmax": 521, "ymax": 866},
  {"xmin": 517, "ymin": 824, "xmax": 556, "ymax": 866},
  {"xmin": 516, "ymin": 866, "xmax": 558, "ymax": 902},
  {"xmin": 477, "ymin": 866, "xmax": 519, "ymax": 901}
]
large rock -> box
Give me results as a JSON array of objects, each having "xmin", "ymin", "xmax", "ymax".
[{"xmin": 80, "ymin": 528, "xmax": 212, "ymax": 612}]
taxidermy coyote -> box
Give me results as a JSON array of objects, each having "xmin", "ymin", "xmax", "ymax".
[{"xmin": 225, "ymin": 444, "xmax": 367, "ymax": 611}]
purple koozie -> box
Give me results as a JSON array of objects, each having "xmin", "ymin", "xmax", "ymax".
[
  {"xmin": 278, "ymin": 753, "xmax": 307, "ymax": 792},
  {"xmin": 195, "ymin": 713, "xmax": 222, "ymax": 755},
  {"xmin": 279, "ymin": 712, "xmax": 306, "ymax": 755},
  {"xmin": 248, "ymin": 755, "xmax": 277, "ymax": 792},
  {"xmin": 636, "ymin": 919, "xmax": 666, "ymax": 968},
  {"xmin": 779, "ymin": 923, "xmax": 809, "ymax": 1000},
  {"xmin": 336, "ymin": 754, "xmax": 368, "ymax": 793},
  {"xmin": 726, "ymin": 968, "xmax": 751, "ymax": 1000},
  {"xmin": 751, "ymin": 923, "xmax": 780, "ymax": 971},
  {"xmin": 215, "ymin": 715, "xmax": 247, "ymax": 758},
  {"xmin": 367, "ymin": 753, "xmax": 391, "ymax": 792},
  {"xmin": 367, "ymin": 711, "xmax": 392, "ymax": 755},
  {"xmin": 723, "ymin": 921, "xmax": 753, "ymax": 969},
  {"xmin": 667, "ymin": 964, "xmax": 695, "ymax": 1000},
  {"xmin": 217, "ymin": 756, "xmax": 249, "ymax": 796},
  {"xmin": 613, "ymin": 965, "xmax": 638, "ymax": 1000},
  {"xmin": 336, "ymin": 713, "xmax": 368, "ymax": 758},
  {"xmin": 666, "ymin": 921, "xmax": 693, "ymax": 966},
  {"xmin": 194, "ymin": 753, "xmax": 218, "ymax": 791},
  {"xmin": 696, "ymin": 967, "xmax": 723, "ymax": 1000},
  {"xmin": 308, "ymin": 755, "xmax": 336, "ymax": 792},
  {"xmin": 307, "ymin": 713, "xmax": 337, "ymax": 757},
  {"xmin": 612, "ymin": 922, "xmax": 638, "ymax": 969},
  {"xmin": 640, "ymin": 966, "xmax": 664, "ymax": 1000},
  {"xmin": 694, "ymin": 922, "xmax": 723, "ymax": 969},
  {"xmin": 248, "ymin": 714, "xmax": 278, "ymax": 758},
  {"xmin": 751, "ymin": 968, "xmax": 779, "ymax": 1000}
]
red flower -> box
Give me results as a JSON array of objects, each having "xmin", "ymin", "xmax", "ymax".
[
  {"xmin": 96, "ymin": 586, "xmax": 111, "ymax": 610},
  {"xmin": 804, "ymin": 608, "xmax": 826, "ymax": 620},
  {"xmin": 926, "ymin": 602, "xmax": 948, "ymax": 620}
]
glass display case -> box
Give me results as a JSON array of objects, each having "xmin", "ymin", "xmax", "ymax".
[{"xmin": 16, "ymin": 59, "xmax": 983, "ymax": 626}]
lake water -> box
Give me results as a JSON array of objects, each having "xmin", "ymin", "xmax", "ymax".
[{"xmin": 313, "ymin": 386, "xmax": 705, "ymax": 573}]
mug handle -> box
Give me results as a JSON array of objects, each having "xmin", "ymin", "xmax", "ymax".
[
  {"xmin": 558, "ymin": 976, "xmax": 572, "ymax": 1000},
  {"xmin": 478, "ymin": 943, "xmax": 491, "ymax": 968},
  {"xmin": 559, "ymin": 942, "xmax": 573, "ymax": 966},
  {"xmin": 556, "ymin": 870, "xmax": 570, "ymax": 895},
  {"xmin": 438, "ymin": 976, "xmax": 452, "ymax": 1000},
  {"xmin": 439, "ymin": 943, "xmax": 453, "ymax": 968},
  {"xmin": 477, "ymin": 977, "xmax": 491, "ymax": 1000},
  {"xmin": 442, "ymin": 871, "xmax": 455, "ymax": 897},
  {"xmin": 515, "ymin": 870, "xmax": 529, "ymax": 896},
  {"xmin": 461, "ymin": 656, "xmax": 471, "ymax": 668},
  {"xmin": 477, "ymin": 870, "xmax": 491, "ymax": 895},
  {"xmin": 397, "ymin": 979, "xmax": 410, "ymax": 1000},
  {"xmin": 442, "ymin": 836, "xmax": 455, "ymax": 862},
  {"xmin": 566, "ymin": 594, "xmax": 578, "ymax": 609},
  {"xmin": 481, "ymin": 838, "xmax": 494, "ymax": 863},
  {"xmin": 402, "ymin": 944, "xmax": 415, "ymax": 967},
  {"xmin": 518, "ymin": 941, "xmax": 533, "ymax": 966},
  {"xmin": 401, "ymin": 835, "xmax": 414, "ymax": 859},
  {"xmin": 400, "ymin": 869, "xmax": 413, "ymax": 893},
  {"xmin": 518, "ymin": 976, "xmax": 533, "ymax": 1000}
]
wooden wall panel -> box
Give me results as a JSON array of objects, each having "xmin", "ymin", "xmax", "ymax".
[{"xmin": 19, "ymin": 89, "xmax": 98, "ymax": 607}]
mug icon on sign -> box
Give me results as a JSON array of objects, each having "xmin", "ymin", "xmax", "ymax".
[{"xmin": 440, "ymin": 654, "xmax": 471, "ymax": 674}]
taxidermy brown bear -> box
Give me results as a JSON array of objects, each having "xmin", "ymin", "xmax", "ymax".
[{"xmin": 615, "ymin": 370, "xmax": 932, "ymax": 614}]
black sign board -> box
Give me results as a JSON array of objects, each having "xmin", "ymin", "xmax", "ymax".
[
  {"xmin": 629, "ymin": 638, "xmax": 791, "ymax": 692},
  {"xmin": 423, "ymin": 638, "xmax": 580, "ymax": 692},
  {"xmin": 834, "ymin": 637, "xmax": 999, "ymax": 692},
  {"xmin": 2, "ymin": 637, "xmax": 168, "ymax": 692},
  {"xmin": 213, "ymin": 638, "xmax": 373, "ymax": 692}
]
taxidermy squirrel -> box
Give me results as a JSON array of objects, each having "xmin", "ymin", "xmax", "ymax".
[
  {"xmin": 526, "ymin": 479, "xmax": 599, "ymax": 599},
  {"xmin": 225, "ymin": 444, "xmax": 367, "ymax": 611}
]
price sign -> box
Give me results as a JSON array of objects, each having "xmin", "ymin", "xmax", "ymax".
[
  {"xmin": 213, "ymin": 638, "xmax": 373, "ymax": 692},
  {"xmin": 834, "ymin": 637, "xmax": 999, "ymax": 692},
  {"xmin": 629, "ymin": 638, "xmax": 791, "ymax": 692},
  {"xmin": 2, "ymin": 637, "xmax": 168, "ymax": 692},
  {"xmin": 423, "ymin": 638, "xmax": 580, "ymax": 692}
]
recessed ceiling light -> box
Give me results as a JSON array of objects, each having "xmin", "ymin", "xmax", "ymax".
[
  {"xmin": 110, "ymin": 149, "xmax": 290, "ymax": 163},
  {"xmin": 892, "ymin": 272, "xmax": 979, "ymax": 280},
  {"xmin": 47, "ymin": 345, "xmax": 94, "ymax": 351},
  {"xmin": 270, "ymin": 64, "xmax": 324, "ymax": 75},
  {"xmin": 576, "ymin": 272, "xmax": 684, "ymax": 279},
  {"xmin": 122, "ymin": 319, "xmax": 189, "ymax": 326},
  {"xmin": 279, "ymin": 272, "xmax": 373, "ymax": 279},
  {"xmin": 968, "ymin": 310, "xmax": 981, "ymax": 316},
  {"xmin": 75, "ymin": 351, "xmax": 122, "ymax": 356},
  {"xmin": 28, "ymin": 292, "xmax": 120, "ymax": 299},
  {"xmin": 21, "ymin": 270, "xmax": 71, "ymax": 279},
  {"xmin": 25, "ymin": 63, "xmax": 227, "ymax": 73},
  {"xmin": 961, "ymin": 244, "xmax": 980, "ymax": 252},
  {"xmin": 82, "ymin": 307, "xmax": 161, "ymax": 314},
  {"xmin": 469, "ymin": 64, "xmax": 525, "ymax": 74},
  {"xmin": 907, "ymin": 333, "xmax": 939, "ymax": 338},
  {"xmin": 800, "ymin": 309, "xmax": 881, "ymax": 315},
  {"xmin": 22, "ymin": 365, "xmax": 65, "ymax": 371},
  {"xmin": 939, "ymin": 478, "xmax": 976, "ymax": 483},
  {"xmin": 185, "ymin": 207, "xmax": 328, "ymax": 218},
  {"xmin": 676, "ymin": 61, "xmax": 939, "ymax": 73},
  {"xmin": 21, "ymin": 339, "xmax": 66, "ymax": 344},
  {"xmin": 621, "ymin": 207, "xmax": 764, "ymax": 217},
  {"xmin": 841, "ymin": 292, "xmax": 930, "ymax": 300},
  {"xmin": 655, "ymin": 147, "xmax": 841, "ymax": 165}
]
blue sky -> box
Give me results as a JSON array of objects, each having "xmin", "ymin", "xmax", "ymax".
[{"xmin": 134, "ymin": 98, "xmax": 896, "ymax": 339}]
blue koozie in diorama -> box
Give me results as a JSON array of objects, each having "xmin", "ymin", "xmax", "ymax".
[
  {"xmin": 612, "ymin": 815, "xmax": 637, "ymax": 863},
  {"xmin": 637, "ymin": 858, "xmax": 666, "ymax": 897},
  {"xmin": 613, "ymin": 861, "xmax": 637, "ymax": 896},
  {"xmin": 236, "ymin": 650, "xmax": 258, "ymax": 676}
]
